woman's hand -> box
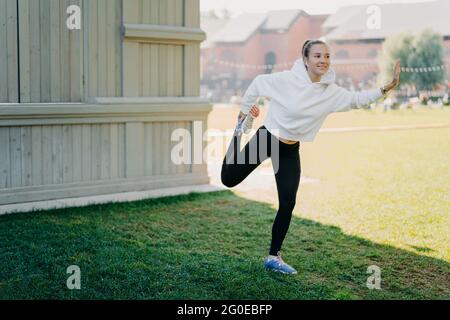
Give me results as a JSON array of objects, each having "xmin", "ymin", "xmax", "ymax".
[
  {"xmin": 238, "ymin": 105, "xmax": 260, "ymax": 122},
  {"xmin": 249, "ymin": 105, "xmax": 260, "ymax": 118},
  {"xmin": 238, "ymin": 105, "xmax": 259, "ymax": 121},
  {"xmin": 383, "ymin": 60, "xmax": 401, "ymax": 93}
]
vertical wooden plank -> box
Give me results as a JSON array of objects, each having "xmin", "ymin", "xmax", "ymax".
[
  {"xmin": 142, "ymin": 44, "xmax": 150, "ymax": 96},
  {"xmin": 82, "ymin": 0, "xmax": 89, "ymax": 101},
  {"xmin": 184, "ymin": 121, "xmax": 193, "ymax": 173},
  {"xmin": 184, "ymin": 44, "xmax": 200, "ymax": 96},
  {"xmin": 100, "ymin": 124, "xmax": 111, "ymax": 180},
  {"xmin": 10, "ymin": 127, "xmax": 22, "ymax": 188},
  {"xmin": 70, "ymin": 0, "xmax": 83, "ymax": 102},
  {"xmin": 81, "ymin": 124, "xmax": 92, "ymax": 181},
  {"xmin": 138, "ymin": 43, "xmax": 143, "ymax": 96},
  {"xmin": 62, "ymin": 125, "xmax": 73, "ymax": 183},
  {"xmin": 174, "ymin": 121, "xmax": 183, "ymax": 174},
  {"xmin": 161, "ymin": 122, "xmax": 169, "ymax": 175},
  {"xmin": 183, "ymin": 121, "xmax": 191, "ymax": 174},
  {"xmin": 159, "ymin": 45, "xmax": 168, "ymax": 96},
  {"xmin": 118, "ymin": 123, "xmax": 125, "ymax": 178},
  {"xmin": 91, "ymin": 124, "xmax": 101, "ymax": 180},
  {"xmin": 123, "ymin": 42, "xmax": 139, "ymax": 96},
  {"xmin": 109, "ymin": 123, "xmax": 119, "ymax": 179},
  {"xmin": 42, "ymin": 126, "xmax": 53, "ymax": 185},
  {"xmin": 175, "ymin": 0, "xmax": 183, "ymax": 27},
  {"xmin": 137, "ymin": 0, "xmax": 143, "ymax": 23},
  {"xmin": 159, "ymin": 0, "xmax": 167, "ymax": 25},
  {"xmin": 123, "ymin": 0, "xmax": 139, "ymax": 24},
  {"xmin": 0, "ymin": 0, "xmax": 8, "ymax": 102},
  {"xmin": 0, "ymin": 128, "xmax": 10, "ymax": 188},
  {"xmin": 39, "ymin": 0, "xmax": 51, "ymax": 102},
  {"xmin": 106, "ymin": 0, "xmax": 116, "ymax": 97},
  {"xmin": 169, "ymin": 122, "xmax": 178, "ymax": 174},
  {"xmin": 18, "ymin": 0, "xmax": 31, "ymax": 102},
  {"xmin": 149, "ymin": 44, "xmax": 159, "ymax": 96},
  {"xmin": 29, "ymin": 0, "xmax": 41, "ymax": 102},
  {"xmin": 123, "ymin": 0, "xmax": 140, "ymax": 97},
  {"xmin": 40, "ymin": 0, "xmax": 51, "ymax": 102},
  {"xmin": 191, "ymin": 119, "xmax": 206, "ymax": 174},
  {"xmin": 174, "ymin": 121, "xmax": 189, "ymax": 174},
  {"xmin": 31, "ymin": 126, "xmax": 43, "ymax": 186},
  {"xmin": 59, "ymin": 0, "xmax": 70, "ymax": 102},
  {"xmin": 115, "ymin": 0, "xmax": 122, "ymax": 97},
  {"xmin": 125, "ymin": 122, "xmax": 144, "ymax": 178},
  {"xmin": 97, "ymin": 0, "xmax": 107, "ymax": 96},
  {"xmin": 152, "ymin": 122, "xmax": 161, "ymax": 175},
  {"xmin": 21, "ymin": 127, "xmax": 32, "ymax": 186},
  {"xmin": 167, "ymin": 0, "xmax": 176, "ymax": 25},
  {"xmin": 50, "ymin": 0, "xmax": 61, "ymax": 102},
  {"xmin": 6, "ymin": 0, "xmax": 18, "ymax": 102},
  {"xmin": 184, "ymin": 0, "xmax": 203, "ymax": 98},
  {"xmin": 52, "ymin": 125, "xmax": 63, "ymax": 184},
  {"xmin": 167, "ymin": 45, "xmax": 175, "ymax": 96},
  {"xmin": 184, "ymin": 0, "xmax": 199, "ymax": 28},
  {"xmin": 144, "ymin": 122, "xmax": 153, "ymax": 176},
  {"xmin": 87, "ymin": 0, "xmax": 98, "ymax": 97},
  {"xmin": 141, "ymin": 0, "xmax": 150, "ymax": 24},
  {"xmin": 175, "ymin": 45, "xmax": 182, "ymax": 96},
  {"xmin": 150, "ymin": 0, "xmax": 159, "ymax": 24},
  {"xmin": 72, "ymin": 125, "xmax": 82, "ymax": 182}
]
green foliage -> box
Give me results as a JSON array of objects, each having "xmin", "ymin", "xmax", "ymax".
[
  {"xmin": 379, "ymin": 29, "xmax": 446, "ymax": 90},
  {"xmin": 378, "ymin": 32, "xmax": 415, "ymax": 86}
]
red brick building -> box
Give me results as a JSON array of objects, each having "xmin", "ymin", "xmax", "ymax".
[
  {"xmin": 201, "ymin": 1, "xmax": 450, "ymax": 102},
  {"xmin": 200, "ymin": 10, "xmax": 328, "ymax": 101}
]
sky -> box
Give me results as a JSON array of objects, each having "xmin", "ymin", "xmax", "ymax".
[{"xmin": 200, "ymin": 0, "xmax": 436, "ymax": 16}]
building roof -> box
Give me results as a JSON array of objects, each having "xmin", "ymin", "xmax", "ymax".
[
  {"xmin": 324, "ymin": 0, "xmax": 450, "ymax": 41},
  {"xmin": 205, "ymin": 10, "xmax": 308, "ymax": 45},
  {"xmin": 261, "ymin": 10, "xmax": 306, "ymax": 32},
  {"xmin": 208, "ymin": 13, "xmax": 268, "ymax": 44},
  {"xmin": 200, "ymin": 15, "xmax": 230, "ymax": 48}
]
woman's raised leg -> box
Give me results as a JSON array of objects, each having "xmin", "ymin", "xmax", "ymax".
[{"xmin": 221, "ymin": 126, "xmax": 271, "ymax": 188}]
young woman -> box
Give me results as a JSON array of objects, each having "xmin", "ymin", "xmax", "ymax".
[{"xmin": 221, "ymin": 39, "xmax": 401, "ymax": 274}]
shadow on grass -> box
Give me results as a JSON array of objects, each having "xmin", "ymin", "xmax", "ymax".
[{"xmin": 0, "ymin": 190, "xmax": 448, "ymax": 300}]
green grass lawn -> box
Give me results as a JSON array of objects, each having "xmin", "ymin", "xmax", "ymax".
[{"xmin": 0, "ymin": 108, "xmax": 449, "ymax": 300}]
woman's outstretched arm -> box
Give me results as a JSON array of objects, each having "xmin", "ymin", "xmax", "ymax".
[{"xmin": 332, "ymin": 60, "xmax": 401, "ymax": 112}]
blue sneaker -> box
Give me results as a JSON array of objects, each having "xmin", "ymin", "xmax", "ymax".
[
  {"xmin": 241, "ymin": 113, "xmax": 255, "ymax": 134},
  {"xmin": 234, "ymin": 114, "xmax": 245, "ymax": 136},
  {"xmin": 234, "ymin": 113, "xmax": 254, "ymax": 136},
  {"xmin": 263, "ymin": 252, "xmax": 297, "ymax": 275}
]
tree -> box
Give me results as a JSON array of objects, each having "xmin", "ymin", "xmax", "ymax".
[
  {"xmin": 378, "ymin": 29, "xmax": 445, "ymax": 91},
  {"xmin": 409, "ymin": 29, "xmax": 446, "ymax": 90}
]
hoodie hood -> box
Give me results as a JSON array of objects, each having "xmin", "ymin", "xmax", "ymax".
[{"xmin": 290, "ymin": 59, "xmax": 336, "ymax": 85}]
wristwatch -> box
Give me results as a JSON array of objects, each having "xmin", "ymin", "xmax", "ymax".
[{"xmin": 381, "ymin": 86, "xmax": 388, "ymax": 96}]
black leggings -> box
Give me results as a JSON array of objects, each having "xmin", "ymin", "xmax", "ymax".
[{"xmin": 221, "ymin": 125, "xmax": 301, "ymax": 256}]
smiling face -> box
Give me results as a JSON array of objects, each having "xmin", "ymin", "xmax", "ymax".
[{"xmin": 303, "ymin": 43, "xmax": 331, "ymax": 78}]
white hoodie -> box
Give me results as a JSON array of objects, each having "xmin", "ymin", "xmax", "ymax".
[{"xmin": 240, "ymin": 59, "xmax": 383, "ymax": 142}]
